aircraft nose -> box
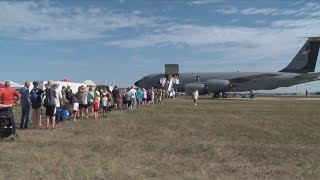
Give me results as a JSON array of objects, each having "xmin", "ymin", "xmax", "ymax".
[{"xmin": 134, "ymin": 79, "xmax": 141, "ymax": 87}]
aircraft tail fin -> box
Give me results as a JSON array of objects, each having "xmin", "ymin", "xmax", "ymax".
[{"xmin": 280, "ymin": 37, "xmax": 320, "ymax": 73}]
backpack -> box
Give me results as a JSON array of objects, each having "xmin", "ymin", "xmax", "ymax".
[
  {"xmin": 44, "ymin": 89, "xmax": 53, "ymax": 107},
  {"xmin": 31, "ymin": 89, "xmax": 42, "ymax": 109},
  {"xmin": 30, "ymin": 89, "xmax": 38, "ymax": 103},
  {"xmin": 43, "ymin": 97, "xmax": 51, "ymax": 107},
  {"xmin": 66, "ymin": 89, "xmax": 73, "ymax": 99}
]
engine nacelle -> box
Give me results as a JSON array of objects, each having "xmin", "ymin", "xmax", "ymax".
[
  {"xmin": 185, "ymin": 83, "xmax": 208, "ymax": 96},
  {"xmin": 206, "ymin": 79, "xmax": 231, "ymax": 93}
]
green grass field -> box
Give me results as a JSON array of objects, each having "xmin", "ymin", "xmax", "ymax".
[{"xmin": 1, "ymin": 97, "xmax": 320, "ymax": 179}]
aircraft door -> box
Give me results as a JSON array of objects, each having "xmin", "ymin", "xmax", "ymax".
[{"xmin": 196, "ymin": 76, "xmax": 200, "ymax": 82}]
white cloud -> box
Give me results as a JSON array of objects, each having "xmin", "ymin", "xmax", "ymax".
[
  {"xmin": 215, "ymin": 7, "xmax": 238, "ymax": 14},
  {"xmin": 0, "ymin": 1, "xmax": 158, "ymax": 41},
  {"xmin": 190, "ymin": 0, "xmax": 225, "ymax": 5},
  {"xmin": 271, "ymin": 18, "xmax": 320, "ymax": 28},
  {"xmin": 255, "ymin": 20, "xmax": 267, "ymax": 25},
  {"xmin": 215, "ymin": 2, "xmax": 320, "ymax": 17},
  {"xmin": 241, "ymin": 8, "xmax": 278, "ymax": 15}
]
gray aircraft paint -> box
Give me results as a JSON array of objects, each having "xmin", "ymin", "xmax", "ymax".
[{"xmin": 135, "ymin": 38, "xmax": 320, "ymax": 95}]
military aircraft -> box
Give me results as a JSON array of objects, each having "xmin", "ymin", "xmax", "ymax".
[{"xmin": 134, "ymin": 37, "xmax": 320, "ymax": 98}]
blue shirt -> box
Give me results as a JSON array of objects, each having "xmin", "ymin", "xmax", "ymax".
[
  {"xmin": 19, "ymin": 87, "xmax": 30, "ymax": 106},
  {"xmin": 136, "ymin": 89, "xmax": 143, "ymax": 100},
  {"xmin": 87, "ymin": 91, "xmax": 94, "ymax": 103}
]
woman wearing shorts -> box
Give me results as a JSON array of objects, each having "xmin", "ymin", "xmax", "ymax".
[
  {"xmin": 87, "ymin": 87, "xmax": 94, "ymax": 116},
  {"xmin": 77, "ymin": 86, "xmax": 88, "ymax": 119}
]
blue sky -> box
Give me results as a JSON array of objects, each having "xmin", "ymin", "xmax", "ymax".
[{"xmin": 1, "ymin": 0, "xmax": 320, "ymax": 92}]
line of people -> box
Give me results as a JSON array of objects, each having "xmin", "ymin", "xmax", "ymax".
[{"xmin": 0, "ymin": 80, "xmax": 169, "ymax": 134}]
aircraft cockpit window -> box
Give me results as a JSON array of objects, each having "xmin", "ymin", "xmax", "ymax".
[{"xmin": 143, "ymin": 77, "xmax": 149, "ymax": 80}]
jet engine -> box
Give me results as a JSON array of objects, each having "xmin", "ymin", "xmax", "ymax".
[
  {"xmin": 206, "ymin": 79, "xmax": 232, "ymax": 93},
  {"xmin": 185, "ymin": 83, "xmax": 208, "ymax": 96}
]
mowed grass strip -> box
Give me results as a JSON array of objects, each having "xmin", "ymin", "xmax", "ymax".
[{"xmin": 0, "ymin": 97, "xmax": 320, "ymax": 179}]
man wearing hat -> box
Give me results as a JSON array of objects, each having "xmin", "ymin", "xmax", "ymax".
[
  {"xmin": 66, "ymin": 85, "xmax": 73, "ymax": 110},
  {"xmin": 44, "ymin": 80, "xmax": 57, "ymax": 130}
]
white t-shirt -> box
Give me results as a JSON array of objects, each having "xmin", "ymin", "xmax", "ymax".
[
  {"xmin": 73, "ymin": 102, "xmax": 79, "ymax": 111},
  {"xmin": 193, "ymin": 90, "xmax": 199, "ymax": 99},
  {"xmin": 55, "ymin": 89, "xmax": 63, "ymax": 107},
  {"xmin": 143, "ymin": 90, "xmax": 147, "ymax": 99},
  {"xmin": 130, "ymin": 89, "xmax": 137, "ymax": 99}
]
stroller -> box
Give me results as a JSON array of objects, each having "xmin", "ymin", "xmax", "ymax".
[{"xmin": 0, "ymin": 107, "xmax": 16, "ymax": 141}]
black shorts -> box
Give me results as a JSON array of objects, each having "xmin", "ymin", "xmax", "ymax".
[
  {"xmin": 46, "ymin": 105, "xmax": 56, "ymax": 117},
  {"xmin": 127, "ymin": 100, "xmax": 132, "ymax": 107},
  {"xmin": 102, "ymin": 106, "xmax": 107, "ymax": 111},
  {"xmin": 123, "ymin": 100, "xmax": 127, "ymax": 105},
  {"xmin": 79, "ymin": 104, "xmax": 88, "ymax": 109},
  {"xmin": 87, "ymin": 102, "xmax": 93, "ymax": 107},
  {"xmin": 142, "ymin": 98, "xmax": 147, "ymax": 101}
]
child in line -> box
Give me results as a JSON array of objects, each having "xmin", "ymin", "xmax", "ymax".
[
  {"xmin": 72, "ymin": 96, "xmax": 79, "ymax": 121},
  {"xmin": 93, "ymin": 97, "xmax": 100, "ymax": 119},
  {"xmin": 101, "ymin": 94, "xmax": 108, "ymax": 117}
]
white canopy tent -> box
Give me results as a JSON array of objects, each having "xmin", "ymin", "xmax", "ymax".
[
  {"xmin": 0, "ymin": 80, "xmax": 23, "ymax": 89},
  {"xmin": 83, "ymin": 80, "xmax": 96, "ymax": 87}
]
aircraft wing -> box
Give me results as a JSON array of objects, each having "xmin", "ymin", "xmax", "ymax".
[{"xmin": 228, "ymin": 73, "xmax": 279, "ymax": 84}]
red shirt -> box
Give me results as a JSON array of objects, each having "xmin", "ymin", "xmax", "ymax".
[
  {"xmin": 93, "ymin": 101, "xmax": 99, "ymax": 111},
  {"xmin": 0, "ymin": 88, "xmax": 20, "ymax": 105}
]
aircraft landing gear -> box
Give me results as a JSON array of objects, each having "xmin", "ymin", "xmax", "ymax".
[
  {"xmin": 222, "ymin": 92, "xmax": 228, "ymax": 98},
  {"xmin": 212, "ymin": 92, "xmax": 227, "ymax": 98},
  {"xmin": 213, "ymin": 93, "xmax": 220, "ymax": 98}
]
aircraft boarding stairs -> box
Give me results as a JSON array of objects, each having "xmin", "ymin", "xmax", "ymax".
[{"xmin": 160, "ymin": 64, "xmax": 179, "ymax": 97}]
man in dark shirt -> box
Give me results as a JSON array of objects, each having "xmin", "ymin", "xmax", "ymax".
[
  {"xmin": 44, "ymin": 80, "xmax": 57, "ymax": 131},
  {"xmin": 112, "ymin": 86, "xmax": 120, "ymax": 109},
  {"xmin": 66, "ymin": 85, "xmax": 73, "ymax": 110},
  {"xmin": 19, "ymin": 81, "xmax": 31, "ymax": 129}
]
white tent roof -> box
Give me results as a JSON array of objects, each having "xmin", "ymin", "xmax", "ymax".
[
  {"xmin": 0, "ymin": 80, "xmax": 23, "ymax": 89},
  {"xmin": 83, "ymin": 80, "xmax": 96, "ymax": 86}
]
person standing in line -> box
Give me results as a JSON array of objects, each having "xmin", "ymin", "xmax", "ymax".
[
  {"xmin": 151, "ymin": 87, "xmax": 155, "ymax": 106},
  {"xmin": 117, "ymin": 90, "xmax": 123, "ymax": 110},
  {"xmin": 65, "ymin": 85, "xmax": 73, "ymax": 111},
  {"xmin": 130, "ymin": 86, "xmax": 137, "ymax": 109},
  {"xmin": 136, "ymin": 88, "xmax": 143, "ymax": 108},
  {"xmin": 72, "ymin": 96, "xmax": 79, "ymax": 121},
  {"xmin": 192, "ymin": 89, "xmax": 199, "ymax": 106},
  {"xmin": 77, "ymin": 86, "xmax": 89, "ymax": 119},
  {"xmin": 87, "ymin": 87, "xmax": 94, "ymax": 116},
  {"xmin": 122, "ymin": 90, "xmax": 127, "ymax": 110},
  {"xmin": 30, "ymin": 81, "xmax": 44, "ymax": 129},
  {"xmin": 93, "ymin": 97, "xmax": 100, "ymax": 119},
  {"xmin": 125, "ymin": 88, "xmax": 133, "ymax": 110},
  {"xmin": 112, "ymin": 86, "xmax": 120, "ymax": 110},
  {"xmin": 19, "ymin": 81, "xmax": 31, "ymax": 129},
  {"xmin": 54, "ymin": 83, "xmax": 63, "ymax": 125},
  {"xmin": 0, "ymin": 81, "xmax": 20, "ymax": 136},
  {"xmin": 142, "ymin": 88, "xmax": 147, "ymax": 107},
  {"xmin": 61, "ymin": 86, "xmax": 68, "ymax": 108},
  {"xmin": 101, "ymin": 94, "xmax": 108, "ymax": 117},
  {"xmin": 44, "ymin": 81, "xmax": 57, "ymax": 131}
]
